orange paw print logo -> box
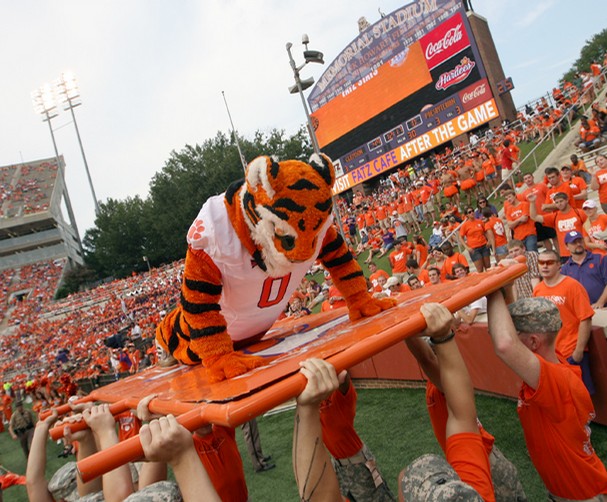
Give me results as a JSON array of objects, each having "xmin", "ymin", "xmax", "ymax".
[{"xmin": 188, "ymin": 219, "xmax": 205, "ymax": 241}]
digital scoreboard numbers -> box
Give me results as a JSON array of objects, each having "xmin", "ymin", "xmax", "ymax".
[{"xmin": 496, "ymin": 77, "xmax": 514, "ymax": 96}]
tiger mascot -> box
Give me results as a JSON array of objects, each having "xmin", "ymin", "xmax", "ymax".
[{"xmin": 156, "ymin": 153, "xmax": 395, "ymax": 382}]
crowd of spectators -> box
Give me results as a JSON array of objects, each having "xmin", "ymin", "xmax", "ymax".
[{"xmin": 0, "ymin": 159, "xmax": 58, "ymax": 218}]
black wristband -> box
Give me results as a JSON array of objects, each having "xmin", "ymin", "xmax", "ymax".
[{"xmin": 429, "ymin": 330, "xmax": 456, "ymax": 345}]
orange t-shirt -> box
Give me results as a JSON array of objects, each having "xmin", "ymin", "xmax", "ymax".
[
  {"xmin": 484, "ymin": 216, "xmax": 508, "ymax": 247},
  {"xmin": 563, "ymin": 176, "xmax": 587, "ymax": 209},
  {"xmin": 517, "ymin": 355, "xmax": 607, "ymax": 499},
  {"xmin": 116, "ymin": 411, "xmax": 141, "ymax": 441},
  {"xmin": 319, "ymin": 383, "xmax": 364, "ymax": 459},
  {"xmin": 520, "ymin": 182, "xmax": 548, "ymax": 215},
  {"xmin": 459, "ymin": 219, "xmax": 488, "ymax": 248},
  {"xmin": 193, "ymin": 425, "xmax": 249, "ymax": 502},
  {"xmin": 375, "ymin": 205, "xmax": 387, "ymax": 221},
  {"xmin": 328, "ymin": 285, "xmax": 347, "ymax": 309},
  {"xmin": 426, "ymin": 382, "xmax": 495, "ymax": 454},
  {"xmin": 541, "ymin": 208, "xmax": 586, "ymax": 257},
  {"xmin": 505, "ymin": 201, "xmax": 536, "ymax": 241},
  {"xmin": 594, "ymin": 169, "xmax": 607, "ymax": 204},
  {"xmin": 583, "ymin": 214, "xmax": 607, "ymax": 255},
  {"xmin": 545, "ymin": 181, "xmax": 576, "ymax": 207},
  {"xmin": 446, "ymin": 433, "xmax": 496, "ymax": 501},
  {"xmin": 389, "ymin": 247, "xmax": 410, "ymax": 274},
  {"xmin": 416, "ymin": 244, "xmax": 429, "ymax": 267},
  {"xmin": 533, "ymin": 276, "xmax": 594, "ymax": 358},
  {"xmin": 443, "ymin": 253, "xmax": 469, "ymax": 279},
  {"xmin": 369, "ymin": 269, "xmax": 389, "ymax": 292},
  {"xmin": 417, "ymin": 268, "xmax": 430, "ymax": 285}
]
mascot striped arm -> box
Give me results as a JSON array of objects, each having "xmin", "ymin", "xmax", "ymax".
[{"xmin": 156, "ymin": 154, "xmax": 395, "ymax": 382}]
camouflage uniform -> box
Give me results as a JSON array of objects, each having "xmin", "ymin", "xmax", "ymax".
[
  {"xmin": 48, "ymin": 461, "xmax": 79, "ymax": 502},
  {"xmin": 399, "ymin": 453, "xmax": 483, "ymax": 501},
  {"xmin": 332, "ymin": 444, "xmax": 395, "ymax": 501},
  {"xmin": 489, "ymin": 445, "xmax": 527, "ymax": 501},
  {"xmin": 123, "ymin": 481, "xmax": 183, "ymax": 502},
  {"xmin": 78, "ymin": 491, "xmax": 105, "ymax": 501}
]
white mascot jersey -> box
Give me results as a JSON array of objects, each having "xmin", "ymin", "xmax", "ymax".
[{"xmin": 188, "ymin": 194, "xmax": 332, "ymax": 341}]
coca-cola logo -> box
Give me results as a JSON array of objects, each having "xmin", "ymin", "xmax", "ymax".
[
  {"xmin": 425, "ymin": 23, "xmax": 463, "ymax": 60},
  {"xmin": 461, "ymin": 83, "xmax": 487, "ymax": 104},
  {"xmin": 435, "ymin": 57, "xmax": 476, "ymax": 91}
]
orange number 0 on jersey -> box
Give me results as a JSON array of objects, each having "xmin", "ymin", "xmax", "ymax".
[{"xmin": 258, "ymin": 273, "xmax": 292, "ymax": 308}]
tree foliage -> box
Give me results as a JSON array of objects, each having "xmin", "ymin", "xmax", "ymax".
[
  {"xmin": 562, "ymin": 28, "xmax": 607, "ymax": 82},
  {"xmin": 84, "ymin": 127, "xmax": 313, "ymax": 278}
]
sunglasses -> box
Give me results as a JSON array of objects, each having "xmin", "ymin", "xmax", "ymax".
[
  {"xmin": 466, "ymin": 210, "xmax": 475, "ymax": 214},
  {"xmin": 479, "ymin": 200, "xmax": 487, "ymax": 204},
  {"xmin": 538, "ymin": 259, "xmax": 558, "ymax": 266}
]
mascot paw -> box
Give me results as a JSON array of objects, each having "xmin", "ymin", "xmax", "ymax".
[
  {"xmin": 347, "ymin": 293, "xmax": 396, "ymax": 321},
  {"xmin": 203, "ymin": 352, "xmax": 266, "ymax": 383}
]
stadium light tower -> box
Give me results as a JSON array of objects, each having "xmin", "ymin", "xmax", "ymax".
[
  {"xmin": 286, "ymin": 36, "xmax": 346, "ymax": 239},
  {"xmin": 31, "ymin": 84, "xmax": 83, "ymax": 252},
  {"xmin": 55, "ymin": 72, "xmax": 100, "ymax": 215},
  {"xmin": 286, "ymin": 34, "xmax": 324, "ymax": 155}
]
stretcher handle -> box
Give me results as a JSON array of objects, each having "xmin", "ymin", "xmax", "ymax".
[
  {"xmin": 40, "ymin": 395, "xmax": 95, "ymax": 421},
  {"xmin": 49, "ymin": 401, "xmax": 130, "ymax": 441}
]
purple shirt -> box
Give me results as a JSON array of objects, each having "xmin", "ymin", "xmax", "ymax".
[{"xmin": 561, "ymin": 251, "xmax": 607, "ymax": 304}]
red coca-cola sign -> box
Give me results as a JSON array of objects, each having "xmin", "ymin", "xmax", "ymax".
[
  {"xmin": 435, "ymin": 57, "xmax": 476, "ymax": 91},
  {"xmin": 458, "ymin": 78, "xmax": 493, "ymax": 110},
  {"xmin": 420, "ymin": 12, "xmax": 470, "ymax": 70}
]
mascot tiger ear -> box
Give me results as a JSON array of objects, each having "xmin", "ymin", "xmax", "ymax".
[{"xmin": 156, "ymin": 152, "xmax": 394, "ymax": 383}]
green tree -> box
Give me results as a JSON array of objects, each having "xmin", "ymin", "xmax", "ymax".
[
  {"xmin": 83, "ymin": 196, "xmax": 152, "ymax": 278},
  {"xmin": 54, "ymin": 263, "xmax": 98, "ymax": 299},
  {"xmin": 85, "ymin": 127, "xmax": 313, "ymax": 276},
  {"xmin": 562, "ymin": 28, "xmax": 607, "ymax": 82}
]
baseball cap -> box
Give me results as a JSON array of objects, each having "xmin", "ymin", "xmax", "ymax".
[
  {"xmin": 400, "ymin": 454, "xmax": 483, "ymax": 501},
  {"xmin": 508, "ymin": 297, "xmax": 562, "ymax": 334},
  {"xmin": 583, "ymin": 199, "xmax": 598, "ymax": 209},
  {"xmin": 564, "ymin": 230, "xmax": 583, "ymax": 244},
  {"xmin": 385, "ymin": 277, "xmax": 400, "ymax": 288}
]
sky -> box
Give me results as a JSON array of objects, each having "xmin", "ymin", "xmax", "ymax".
[{"xmin": 0, "ymin": 0, "xmax": 605, "ymax": 236}]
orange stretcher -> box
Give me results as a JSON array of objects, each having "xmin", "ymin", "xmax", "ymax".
[{"xmin": 49, "ymin": 262, "xmax": 526, "ymax": 482}]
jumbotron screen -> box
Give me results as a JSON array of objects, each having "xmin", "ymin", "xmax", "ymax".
[{"xmin": 308, "ymin": 0, "xmax": 498, "ymax": 194}]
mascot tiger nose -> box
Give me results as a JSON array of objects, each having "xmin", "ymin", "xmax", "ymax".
[{"xmin": 156, "ymin": 153, "xmax": 396, "ymax": 382}]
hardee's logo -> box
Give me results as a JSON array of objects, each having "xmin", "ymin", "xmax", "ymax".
[
  {"xmin": 435, "ymin": 57, "xmax": 476, "ymax": 91},
  {"xmin": 425, "ymin": 23, "xmax": 463, "ymax": 60}
]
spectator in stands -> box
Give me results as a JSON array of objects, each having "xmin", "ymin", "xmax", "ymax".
[
  {"xmin": 581, "ymin": 199, "xmax": 607, "ymax": 255},
  {"xmin": 459, "ymin": 206, "xmax": 491, "ymax": 272},
  {"xmin": 590, "ymin": 154, "xmax": 607, "ymax": 214},
  {"xmin": 505, "ymin": 239, "xmax": 540, "ymax": 300},
  {"xmin": 575, "ymin": 116, "xmax": 601, "ymax": 152},
  {"xmin": 529, "ymin": 191, "xmax": 586, "ymax": 262},
  {"xmin": 560, "ymin": 230, "xmax": 607, "ymax": 309},
  {"xmin": 533, "ymin": 249, "xmax": 595, "ymax": 395}
]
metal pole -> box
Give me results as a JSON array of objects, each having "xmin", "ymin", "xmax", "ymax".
[
  {"xmin": 44, "ymin": 112, "xmax": 83, "ymax": 254},
  {"xmin": 221, "ymin": 91, "xmax": 248, "ymax": 173},
  {"xmin": 286, "ymin": 43, "xmax": 321, "ymax": 155},
  {"xmin": 286, "ymin": 42, "xmax": 346, "ymax": 241},
  {"xmin": 66, "ymin": 102, "xmax": 100, "ymax": 214}
]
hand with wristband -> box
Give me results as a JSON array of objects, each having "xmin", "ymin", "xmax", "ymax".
[{"xmin": 421, "ymin": 303, "xmax": 456, "ymax": 345}]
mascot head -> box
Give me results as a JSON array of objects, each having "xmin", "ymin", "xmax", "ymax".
[{"xmin": 236, "ymin": 153, "xmax": 335, "ymax": 277}]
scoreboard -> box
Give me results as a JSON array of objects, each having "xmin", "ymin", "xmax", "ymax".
[{"xmin": 307, "ymin": 0, "xmax": 499, "ymax": 194}]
